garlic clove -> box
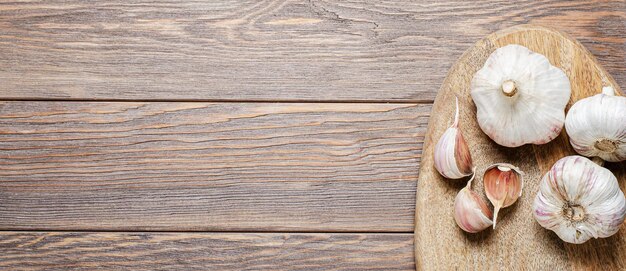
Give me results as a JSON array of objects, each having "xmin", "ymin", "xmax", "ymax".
[
  {"xmin": 483, "ymin": 163, "xmax": 524, "ymax": 228},
  {"xmin": 454, "ymin": 172, "xmax": 493, "ymax": 233},
  {"xmin": 471, "ymin": 44, "xmax": 571, "ymax": 147},
  {"xmin": 434, "ymin": 97, "xmax": 473, "ymax": 179},
  {"xmin": 565, "ymin": 86, "xmax": 626, "ymax": 162},
  {"xmin": 533, "ymin": 155, "xmax": 626, "ymax": 244}
]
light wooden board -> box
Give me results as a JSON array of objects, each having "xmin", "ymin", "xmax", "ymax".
[
  {"xmin": 415, "ymin": 24, "xmax": 625, "ymax": 270},
  {"xmin": 0, "ymin": 102, "xmax": 428, "ymax": 232},
  {"xmin": 0, "ymin": 232, "xmax": 414, "ymax": 270},
  {"xmin": 0, "ymin": 0, "xmax": 623, "ymax": 101}
]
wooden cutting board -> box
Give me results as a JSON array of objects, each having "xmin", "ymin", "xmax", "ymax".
[{"xmin": 415, "ymin": 24, "xmax": 625, "ymax": 270}]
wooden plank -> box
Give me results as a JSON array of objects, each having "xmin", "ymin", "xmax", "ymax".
[
  {"xmin": 0, "ymin": 232, "xmax": 415, "ymax": 270},
  {"xmin": 0, "ymin": 101, "xmax": 428, "ymax": 231},
  {"xmin": 0, "ymin": 0, "xmax": 623, "ymax": 101},
  {"xmin": 415, "ymin": 25, "xmax": 625, "ymax": 270}
]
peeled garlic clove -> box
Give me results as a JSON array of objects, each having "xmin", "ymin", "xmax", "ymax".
[
  {"xmin": 533, "ymin": 155, "xmax": 626, "ymax": 244},
  {"xmin": 454, "ymin": 173, "xmax": 493, "ymax": 233},
  {"xmin": 471, "ymin": 44, "xmax": 571, "ymax": 147},
  {"xmin": 565, "ymin": 86, "xmax": 626, "ymax": 162},
  {"xmin": 434, "ymin": 97, "xmax": 473, "ymax": 179},
  {"xmin": 483, "ymin": 163, "xmax": 523, "ymax": 228}
]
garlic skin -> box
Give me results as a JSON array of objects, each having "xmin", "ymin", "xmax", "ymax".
[
  {"xmin": 471, "ymin": 44, "xmax": 571, "ymax": 147},
  {"xmin": 454, "ymin": 173, "xmax": 493, "ymax": 233},
  {"xmin": 483, "ymin": 163, "xmax": 523, "ymax": 229},
  {"xmin": 434, "ymin": 97, "xmax": 473, "ymax": 179},
  {"xmin": 565, "ymin": 86, "xmax": 626, "ymax": 162},
  {"xmin": 533, "ymin": 155, "xmax": 626, "ymax": 244}
]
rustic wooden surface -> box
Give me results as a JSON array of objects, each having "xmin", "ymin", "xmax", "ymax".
[
  {"xmin": 0, "ymin": 232, "xmax": 415, "ymax": 270},
  {"xmin": 0, "ymin": 102, "xmax": 428, "ymax": 232},
  {"xmin": 0, "ymin": 1, "xmax": 624, "ymax": 270},
  {"xmin": 0, "ymin": 0, "xmax": 623, "ymax": 102},
  {"xmin": 415, "ymin": 24, "xmax": 625, "ymax": 270}
]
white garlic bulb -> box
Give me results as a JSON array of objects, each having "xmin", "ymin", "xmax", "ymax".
[
  {"xmin": 533, "ymin": 155, "xmax": 626, "ymax": 244},
  {"xmin": 471, "ymin": 44, "xmax": 571, "ymax": 147},
  {"xmin": 434, "ymin": 97, "xmax": 473, "ymax": 179},
  {"xmin": 565, "ymin": 86, "xmax": 626, "ymax": 162},
  {"xmin": 454, "ymin": 172, "xmax": 493, "ymax": 233}
]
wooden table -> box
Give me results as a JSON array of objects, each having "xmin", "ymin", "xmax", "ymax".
[{"xmin": 0, "ymin": 1, "xmax": 623, "ymax": 270}]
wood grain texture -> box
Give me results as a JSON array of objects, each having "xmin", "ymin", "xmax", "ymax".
[
  {"xmin": 0, "ymin": 0, "xmax": 623, "ymax": 101},
  {"xmin": 0, "ymin": 232, "xmax": 414, "ymax": 270},
  {"xmin": 0, "ymin": 102, "xmax": 428, "ymax": 232},
  {"xmin": 415, "ymin": 25, "xmax": 625, "ymax": 270}
]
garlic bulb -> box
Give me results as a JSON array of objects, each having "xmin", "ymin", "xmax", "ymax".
[
  {"xmin": 471, "ymin": 44, "xmax": 571, "ymax": 147},
  {"xmin": 454, "ymin": 172, "xmax": 493, "ymax": 233},
  {"xmin": 533, "ymin": 155, "xmax": 626, "ymax": 244},
  {"xmin": 565, "ymin": 86, "xmax": 626, "ymax": 162},
  {"xmin": 483, "ymin": 163, "xmax": 523, "ymax": 228},
  {"xmin": 434, "ymin": 97, "xmax": 473, "ymax": 179}
]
